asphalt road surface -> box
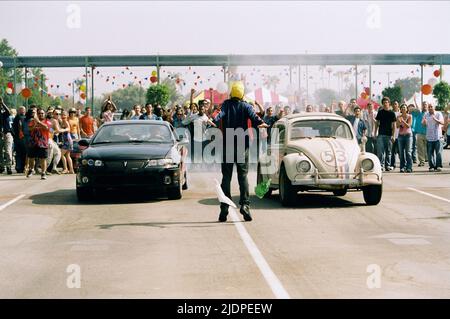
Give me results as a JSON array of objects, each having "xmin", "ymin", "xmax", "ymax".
[{"xmin": 1, "ymin": 152, "xmax": 449, "ymax": 299}]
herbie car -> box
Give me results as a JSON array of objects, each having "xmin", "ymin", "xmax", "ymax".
[
  {"xmin": 257, "ymin": 113, "xmax": 383, "ymax": 206},
  {"xmin": 76, "ymin": 120, "xmax": 188, "ymax": 201}
]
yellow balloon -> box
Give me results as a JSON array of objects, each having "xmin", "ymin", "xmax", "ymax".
[
  {"xmin": 80, "ymin": 84, "xmax": 86, "ymax": 92},
  {"xmin": 151, "ymin": 71, "xmax": 157, "ymax": 77}
]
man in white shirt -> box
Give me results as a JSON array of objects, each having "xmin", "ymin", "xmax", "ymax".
[
  {"xmin": 421, "ymin": 104, "xmax": 444, "ymax": 171},
  {"xmin": 363, "ymin": 102, "xmax": 377, "ymax": 154}
]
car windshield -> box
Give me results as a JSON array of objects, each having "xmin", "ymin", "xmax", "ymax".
[
  {"xmin": 290, "ymin": 120, "xmax": 353, "ymax": 140},
  {"xmin": 92, "ymin": 124, "xmax": 174, "ymax": 144}
]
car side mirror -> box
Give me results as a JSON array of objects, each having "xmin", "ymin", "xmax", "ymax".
[{"xmin": 78, "ymin": 139, "xmax": 90, "ymax": 148}]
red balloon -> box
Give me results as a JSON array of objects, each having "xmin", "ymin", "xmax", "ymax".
[
  {"xmin": 21, "ymin": 88, "xmax": 32, "ymax": 98},
  {"xmin": 122, "ymin": 84, "xmax": 126, "ymax": 88},
  {"xmin": 433, "ymin": 69, "xmax": 441, "ymax": 77},
  {"xmin": 421, "ymin": 84, "xmax": 432, "ymax": 95},
  {"xmin": 360, "ymin": 92, "xmax": 368, "ymax": 99},
  {"xmin": 150, "ymin": 76, "xmax": 158, "ymax": 83},
  {"xmin": 7, "ymin": 82, "xmax": 13, "ymax": 89},
  {"xmin": 80, "ymin": 92, "xmax": 86, "ymax": 99}
]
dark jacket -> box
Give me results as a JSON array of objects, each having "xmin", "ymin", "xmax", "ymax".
[{"xmin": 214, "ymin": 98, "xmax": 263, "ymax": 151}]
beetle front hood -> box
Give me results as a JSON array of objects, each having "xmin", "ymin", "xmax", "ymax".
[{"xmin": 287, "ymin": 138, "xmax": 360, "ymax": 174}]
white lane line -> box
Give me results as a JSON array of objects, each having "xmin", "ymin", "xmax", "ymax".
[
  {"xmin": 0, "ymin": 194, "xmax": 26, "ymax": 211},
  {"xmin": 229, "ymin": 208, "xmax": 291, "ymax": 299},
  {"xmin": 407, "ymin": 187, "xmax": 450, "ymax": 203}
]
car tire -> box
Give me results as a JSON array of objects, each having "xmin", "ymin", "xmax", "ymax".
[
  {"xmin": 168, "ymin": 183, "xmax": 182, "ymax": 200},
  {"xmin": 279, "ymin": 165, "xmax": 297, "ymax": 207},
  {"xmin": 333, "ymin": 189, "xmax": 347, "ymax": 196},
  {"xmin": 76, "ymin": 187, "xmax": 93, "ymax": 201},
  {"xmin": 257, "ymin": 164, "xmax": 272, "ymax": 198},
  {"xmin": 363, "ymin": 184, "xmax": 382, "ymax": 205}
]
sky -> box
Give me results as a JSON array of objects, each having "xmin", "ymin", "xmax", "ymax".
[{"xmin": 1, "ymin": 1, "xmax": 450, "ymax": 100}]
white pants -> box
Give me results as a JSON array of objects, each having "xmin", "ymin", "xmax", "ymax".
[{"xmin": 46, "ymin": 139, "xmax": 61, "ymax": 171}]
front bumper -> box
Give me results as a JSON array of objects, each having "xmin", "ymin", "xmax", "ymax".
[
  {"xmin": 76, "ymin": 166, "xmax": 181, "ymax": 190},
  {"xmin": 291, "ymin": 169, "xmax": 381, "ymax": 187}
]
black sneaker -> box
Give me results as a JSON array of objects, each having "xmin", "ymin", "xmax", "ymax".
[
  {"xmin": 41, "ymin": 174, "xmax": 47, "ymax": 180},
  {"xmin": 218, "ymin": 210, "xmax": 228, "ymax": 222},
  {"xmin": 6, "ymin": 168, "xmax": 12, "ymax": 175},
  {"xmin": 26, "ymin": 169, "xmax": 32, "ymax": 178},
  {"xmin": 240, "ymin": 205, "xmax": 253, "ymax": 222}
]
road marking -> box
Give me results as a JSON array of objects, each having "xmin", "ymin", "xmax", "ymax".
[
  {"xmin": 0, "ymin": 194, "xmax": 26, "ymax": 212},
  {"xmin": 229, "ymin": 208, "xmax": 291, "ymax": 299},
  {"xmin": 370, "ymin": 233, "xmax": 432, "ymax": 245},
  {"xmin": 407, "ymin": 187, "xmax": 450, "ymax": 203}
]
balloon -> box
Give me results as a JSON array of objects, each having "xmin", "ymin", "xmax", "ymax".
[
  {"xmin": 7, "ymin": 82, "xmax": 13, "ymax": 89},
  {"xmin": 80, "ymin": 84, "xmax": 86, "ymax": 92},
  {"xmin": 150, "ymin": 76, "xmax": 158, "ymax": 83},
  {"xmin": 433, "ymin": 69, "xmax": 441, "ymax": 77},
  {"xmin": 0, "ymin": 61, "xmax": 3, "ymax": 68},
  {"xmin": 364, "ymin": 87, "xmax": 370, "ymax": 95},
  {"xmin": 80, "ymin": 92, "xmax": 86, "ymax": 99},
  {"xmin": 428, "ymin": 78, "xmax": 438, "ymax": 86},
  {"xmin": 216, "ymin": 82, "xmax": 228, "ymax": 94},
  {"xmin": 360, "ymin": 92, "xmax": 368, "ymax": 99},
  {"xmin": 21, "ymin": 88, "xmax": 32, "ymax": 98},
  {"xmin": 421, "ymin": 84, "xmax": 432, "ymax": 95},
  {"xmin": 5, "ymin": 87, "xmax": 13, "ymax": 94},
  {"xmin": 151, "ymin": 71, "xmax": 157, "ymax": 77},
  {"xmin": 122, "ymin": 84, "xmax": 126, "ymax": 88}
]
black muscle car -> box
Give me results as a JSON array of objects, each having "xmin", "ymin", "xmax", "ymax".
[{"xmin": 76, "ymin": 120, "xmax": 188, "ymax": 201}]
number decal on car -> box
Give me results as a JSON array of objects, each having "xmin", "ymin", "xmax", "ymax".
[{"xmin": 321, "ymin": 150, "xmax": 348, "ymax": 166}]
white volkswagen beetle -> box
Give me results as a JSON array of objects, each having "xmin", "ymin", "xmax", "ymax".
[{"xmin": 257, "ymin": 113, "xmax": 383, "ymax": 206}]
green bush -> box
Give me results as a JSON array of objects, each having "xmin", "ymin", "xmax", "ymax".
[
  {"xmin": 146, "ymin": 84, "xmax": 170, "ymax": 108},
  {"xmin": 432, "ymin": 81, "xmax": 450, "ymax": 111}
]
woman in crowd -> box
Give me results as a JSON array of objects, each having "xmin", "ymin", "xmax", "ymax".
[
  {"xmin": 397, "ymin": 103, "xmax": 413, "ymax": 173},
  {"xmin": 68, "ymin": 108, "xmax": 81, "ymax": 140},
  {"xmin": 59, "ymin": 111, "xmax": 74, "ymax": 174}
]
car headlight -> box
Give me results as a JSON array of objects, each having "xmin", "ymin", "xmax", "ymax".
[
  {"xmin": 87, "ymin": 159, "xmax": 94, "ymax": 166},
  {"xmin": 81, "ymin": 159, "xmax": 88, "ymax": 166},
  {"xmin": 361, "ymin": 159, "xmax": 374, "ymax": 171},
  {"xmin": 94, "ymin": 160, "xmax": 103, "ymax": 167},
  {"xmin": 145, "ymin": 159, "xmax": 174, "ymax": 167},
  {"xmin": 297, "ymin": 160, "xmax": 311, "ymax": 173},
  {"xmin": 158, "ymin": 159, "xmax": 173, "ymax": 166}
]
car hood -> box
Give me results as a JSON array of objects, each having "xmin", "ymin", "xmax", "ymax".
[
  {"xmin": 82, "ymin": 143, "xmax": 173, "ymax": 160},
  {"xmin": 286, "ymin": 138, "xmax": 359, "ymax": 173}
]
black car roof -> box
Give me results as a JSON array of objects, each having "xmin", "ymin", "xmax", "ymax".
[{"xmin": 102, "ymin": 120, "xmax": 169, "ymax": 126}]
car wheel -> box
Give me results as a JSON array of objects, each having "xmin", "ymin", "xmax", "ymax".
[
  {"xmin": 76, "ymin": 186, "xmax": 93, "ymax": 201},
  {"xmin": 363, "ymin": 184, "xmax": 382, "ymax": 205},
  {"xmin": 182, "ymin": 171, "xmax": 188, "ymax": 190},
  {"xmin": 257, "ymin": 164, "xmax": 272, "ymax": 198},
  {"xmin": 333, "ymin": 189, "xmax": 347, "ymax": 196},
  {"xmin": 168, "ymin": 182, "xmax": 182, "ymax": 200},
  {"xmin": 279, "ymin": 165, "xmax": 297, "ymax": 206}
]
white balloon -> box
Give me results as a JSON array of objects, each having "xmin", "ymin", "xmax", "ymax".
[
  {"xmin": 216, "ymin": 82, "xmax": 228, "ymax": 94},
  {"xmin": 428, "ymin": 78, "xmax": 438, "ymax": 86},
  {"xmin": 5, "ymin": 87, "xmax": 12, "ymax": 94}
]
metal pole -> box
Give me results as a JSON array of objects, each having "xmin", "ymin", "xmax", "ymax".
[
  {"xmin": 13, "ymin": 59, "xmax": 17, "ymax": 108},
  {"xmin": 420, "ymin": 64, "xmax": 424, "ymax": 106},
  {"xmin": 223, "ymin": 66, "xmax": 227, "ymax": 83},
  {"xmin": 91, "ymin": 66, "xmax": 94, "ymax": 111},
  {"xmin": 85, "ymin": 64, "xmax": 89, "ymax": 107},
  {"xmin": 369, "ymin": 65, "xmax": 372, "ymax": 101},
  {"xmin": 72, "ymin": 81, "xmax": 75, "ymax": 107},
  {"xmin": 156, "ymin": 55, "xmax": 160, "ymax": 85},
  {"xmin": 306, "ymin": 65, "xmax": 309, "ymax": 103},
  {"xmin": 41, "ymin": 73, "xmax": 44, "ymax": 106},
  {"xmin": 289, "ymin": 65, "xmax": 292, "ymax": 84},
  {"xmin": 24, "ymin": 67, "xmax": 28, "ymax": 108},
  {"xmin": 440, "ymin": 56, "xmax": 443, "ymax": 82},
  {"xmin": 298, "ymin": 65, "xmax": 301, "ymax": 105},
  {"xmin": 355, "ymin": 65, "xmax": 358, "ymax": 99}
]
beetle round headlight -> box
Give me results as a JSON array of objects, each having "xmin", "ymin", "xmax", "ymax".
[
  {"xmin": 361, "ymin": 159, "xmax": 374, "ymax": 171},
  {"xmin": 297, "ymin": 160, "xmax": 311, "ymax": 173},
  {"xmin": 81, "ymin": 159, "xmax": 88, "ymax": 166},
  {"xmin": 87, "ymin": 159, "xmax": 94, "ymax": 166}
]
